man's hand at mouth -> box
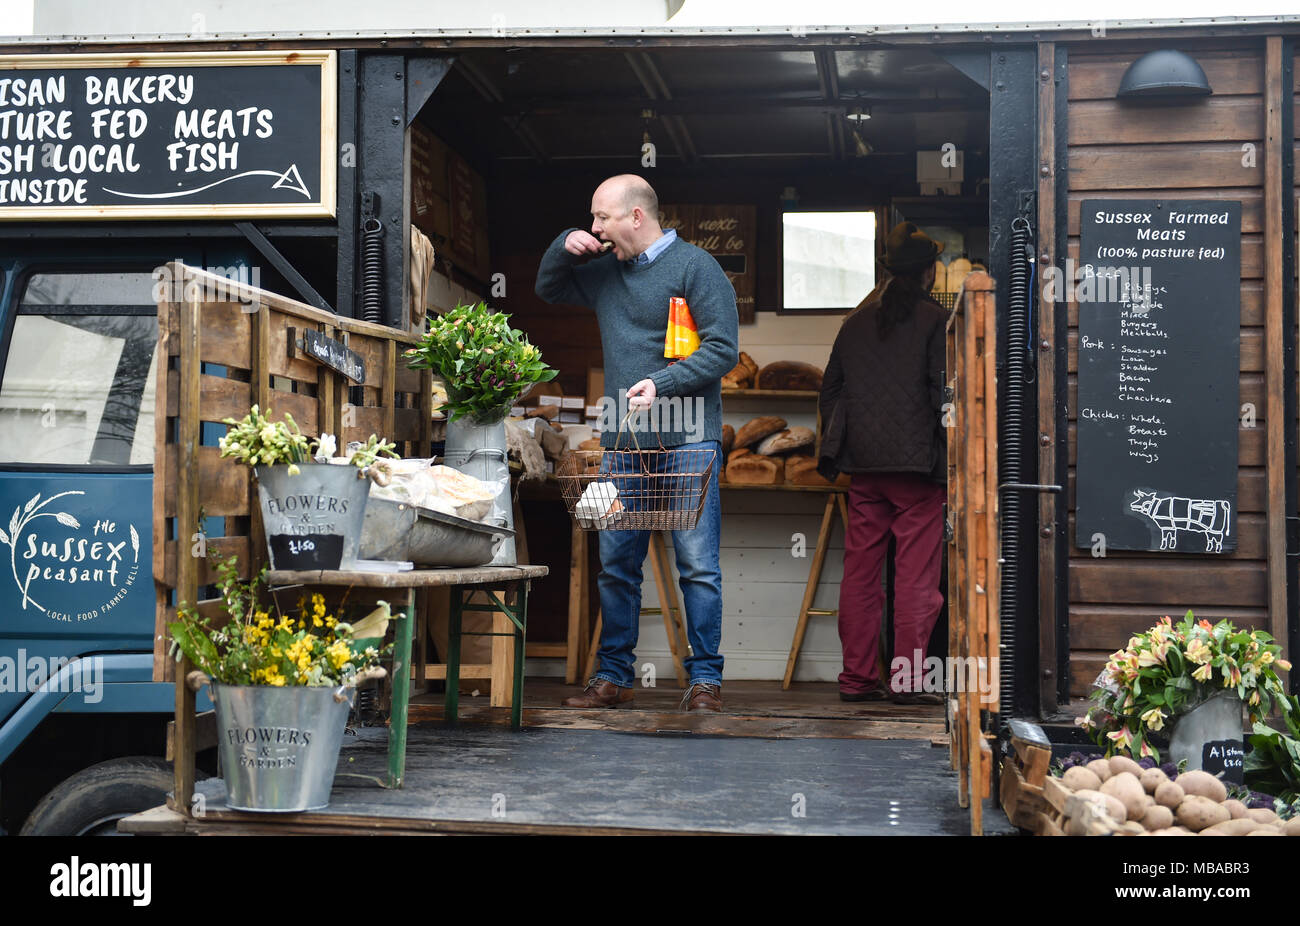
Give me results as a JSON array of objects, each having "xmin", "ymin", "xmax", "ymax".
[{"xmin": 565, "ymin": 230, "xmax": 606, "ymax": 256}]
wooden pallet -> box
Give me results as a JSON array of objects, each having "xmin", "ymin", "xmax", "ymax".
[{"xmin": 999, "ymin": 720, "xmax": 1052, "ymax": 831}]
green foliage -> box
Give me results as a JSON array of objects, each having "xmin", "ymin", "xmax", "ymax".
[
  {"xmin": 218, "ymin": 405, "xmax": 314, "ymax": 470},
  {"xmin": 403, "ymin": 301, "xmax": 558, "ymax": 424}
]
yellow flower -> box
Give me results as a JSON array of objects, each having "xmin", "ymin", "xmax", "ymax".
[
  {"xmin": 1140, "ymin": 707, "xmax": 1166, "ymax": 731},
  {"xmin": 1185, "ymin": 638, "xmax": 1212, "ymax": 665},
  {"xmin": 1278, "ymin": 658, "xmax": 1292, "ymax": 671},
  {"xmin": 1107, "ymin": 726, "xmax": 1134, "ymax": 750},
  {"xmin": 1192, "ymin": 662, "xmax": 1213, "ymax": 683},
  {"xmin": 1259, "ymin": 650, "xmax": 1275, "ymax": 665},
  {"xmin": 1250, "ymin": 690, "xmax": 1261, "ymax": 706}
]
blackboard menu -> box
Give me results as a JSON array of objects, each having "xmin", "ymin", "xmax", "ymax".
[
  {"xmin": 659, "ymin": 204, "xmax": 756, "ymax": 324},
  {"xmin": 0, "ymin": 51, "xmax": 335, "ymax": 220},
  {"xmin": 1076, "ymin": 200, "xmax": 1240, "ymax": 554}
]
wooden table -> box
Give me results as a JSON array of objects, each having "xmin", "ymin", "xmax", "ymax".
[{"xmin": 268, "ymin": 564, "xmax": 549, "ymax": 788}]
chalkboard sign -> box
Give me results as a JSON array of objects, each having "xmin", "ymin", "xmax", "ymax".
[
  {"xmin": 0, "ymin": 51, "xmax": 336, "ymax": 220},
  {"xmin": 659, "ymin": 204, "xmax": 757, "ymax": 323},
  {"xmin": 298, "ymin": 328, "xmax": 365, "ymax": 384},
  {"xmin": 1075, "ymin": 200, "xmax": 1240, "ymax": 554},
  {"xmin": 268, "ymin": 533, "xmax": 345, "ymax": 571},
  {"xmin": 1201, "ymin": 739, "xmax": 1245, "ymax": 785}
]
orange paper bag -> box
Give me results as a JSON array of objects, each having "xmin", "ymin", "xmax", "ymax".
[{"xmin": 664, "ymin": 296, "xmax": 700, "ymax": 360}]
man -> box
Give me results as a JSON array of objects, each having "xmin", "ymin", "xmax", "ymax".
[{"xmin": 535, "ymin": 174, "xmax": 739, "ymax": 712}]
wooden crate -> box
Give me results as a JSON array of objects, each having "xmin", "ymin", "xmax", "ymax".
[
  {"xmin": 152, "ymin": 262, "xmax": 434, "ymax": 683},
  {"xmin": 945, "ymin": 272, "xmax": 1000, "ymax": 835},
  {"xmin": 999, "ymin": 720, "xmax": 1052, "ymax": 831}
]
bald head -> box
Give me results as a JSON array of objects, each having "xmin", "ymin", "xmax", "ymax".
[{"xmin": 589, "ymin": 174, "xmax": 664, "ymax": 261}]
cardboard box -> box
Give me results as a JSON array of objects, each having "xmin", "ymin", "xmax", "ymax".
[
  {"xmin": 538, "ymin": 394, "xmax": 562, "ymax": 408},
  {"xmin": 561, "ymin": 396, "xmax": 584, "ymax": 410}
]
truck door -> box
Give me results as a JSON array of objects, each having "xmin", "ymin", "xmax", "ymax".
[{"xmin": 0, "ymin": 244, "xmax": 246, "ymax": 726}]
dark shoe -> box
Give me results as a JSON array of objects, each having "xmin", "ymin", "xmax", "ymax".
[
  {"xmin": 840, "ymin": 687, "xmax": 889, "ymax": 702},
  {"xmin": 892, "ymin": 691, "xmax": 944, "ymax": 705},
  {"xmin": 682, "ymin": 683, "xmax": 723, "ymax": 713},
  {"xmin": 561, "ymin": 678, "xmax": 634, "ymax": 708}
]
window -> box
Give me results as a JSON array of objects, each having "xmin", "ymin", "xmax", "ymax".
[
  {"xmin": 0, "ymin": 271, "xmax": 158, "ymax": 466},
  {"xmin": 781, "ymin": 211, "xmax": 877, "ymax": 311}
]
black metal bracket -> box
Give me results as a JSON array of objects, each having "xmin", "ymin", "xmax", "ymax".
[
  {"xmin": 233, "ymin": 220, "xmax": 335, "ymax": 315},
  {"xmin": 1287, "ymin": 516, "xmax": 1300, "ymax": 559},
  {"xmin": 998, "ymin": 483, "xmax": 1062, "ymax": 494}
]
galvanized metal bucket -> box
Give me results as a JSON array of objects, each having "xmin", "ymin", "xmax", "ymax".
[
  {"xmin": 443, "ymin": 418, "xmax": 514, "ymax": 565},
  {"xmin": 255, "ymin": 462, "xmax": 371, "ymax": 570},
  {"xmin": 1169, "ymin": 690, "xmax": 1244, "ymax": 779},
  {"xmin": 213, "ymin": 682, "xmax": 354, "ymax": 812}
]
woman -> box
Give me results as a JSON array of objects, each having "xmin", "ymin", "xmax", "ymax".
[{"xmin": 817, "ymin": 222, "xmax": 948, "ymax": 705}]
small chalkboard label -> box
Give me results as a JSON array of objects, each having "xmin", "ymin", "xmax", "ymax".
[
  {"xmin": 269, "ymin": 532, "xmax": 344, "ymax": 570},
  {"xmin": 299, "ymin": 328, "xmax": 365, "ymax": 384},
  {"xmin": 1201, "ymin": 739, "xmax": 1245, "ymax": 785}
]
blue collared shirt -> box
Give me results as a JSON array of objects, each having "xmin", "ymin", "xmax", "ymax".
[{"xmin": 631, "ymin": 229, "xmax": 677, "ymax": 266}]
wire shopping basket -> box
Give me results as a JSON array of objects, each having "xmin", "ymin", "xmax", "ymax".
[{"xmin": 556, "ymin": 413, "xmax": 716, "ymax": 532}]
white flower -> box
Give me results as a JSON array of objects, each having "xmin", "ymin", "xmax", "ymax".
[{"xmin": 315, "ymin": 433, "xmax": 338, "ymax": 462}]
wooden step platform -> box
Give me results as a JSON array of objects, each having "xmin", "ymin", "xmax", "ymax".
[{"xmin": 407, "ymin": 677, "xmax": 948, "ymax": 742}]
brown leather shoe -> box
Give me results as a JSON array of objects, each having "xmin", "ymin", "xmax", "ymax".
[
  {"xmin": 561, "ymin": 678, "xmax": 634, "ymax": 708},
  {"xmin": 682, "ymin": 683, "xmax": 723, "ymax": 713}
]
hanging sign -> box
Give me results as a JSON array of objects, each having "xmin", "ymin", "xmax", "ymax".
[
  {"xmin": 0, "ymin": 51, "xmax": 336, "ymax": 220},
  {"xmin": 294, "ymin": 328, "xmax": 365, "ymax": 384}
]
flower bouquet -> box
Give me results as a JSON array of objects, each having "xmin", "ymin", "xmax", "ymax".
[
  {"xmin": 168, "ymin": 555, "xmax": 391, "ymax": 811},
  {"xmin": 1078, "ymin": 610, "xmax": 1292, "ymax": 761},
  {"xmin": 403, "ymin": 301, "xmax": 558, "ymax": 424}
]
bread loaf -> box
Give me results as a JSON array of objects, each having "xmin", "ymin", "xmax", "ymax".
[
  {"xmin": 785, "ymin": 454, "xmax": 830, "ymax": 485},
  {"xmin": 526, "ymin": 405, "xmax": 558, "ymax": 420},
  {"xmin": 721, "ymin": 352, "xmax": 760, "ymax": 390},
  {"xmin": 757, "ymin": 361, "xmax": 823, "ymax": 392},
  {"xmin": 735, "ymin": 416, "xmax": 786, "ymax": 449},
  {"xmin": 726, "ymin": 452, "xmax": 784, "ymax": 485},
  {"xmin": 756, "ymin": 426, "xmax": 815, "ymax": 456},
  {"xmin": 721, "ymin": 424, "xmax": 735, "ymax": 459}
]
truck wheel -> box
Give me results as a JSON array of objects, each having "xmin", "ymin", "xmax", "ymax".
[{"xmin": 19, "ymin": 757, "xmax": 176, "ymax": 836}]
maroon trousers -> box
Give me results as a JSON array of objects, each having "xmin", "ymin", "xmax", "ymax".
[{"xmin": 838, "ymin": 472, "xmax": 946, "ymax": 694}]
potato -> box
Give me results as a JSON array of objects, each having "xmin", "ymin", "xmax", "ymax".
[
  {"xmin": 1203, "ymin": 818, "xmax": 1260, "ymax": 836},
  {"xmin": 1222, "ymin": 799, "xmax": 1248, "ymax": 820},
  {"xmin": 1109, "ymin": 755, "xmax": 1144, "ymax": 778},
  {"xmin": 1175, "ymin": 795, "xmax": 1231, "ymax": 832},
  {"xmin": 1065, "ymin": 815, "xmax": 1089, "ymax": 836},
  {"xmin": 1284, "ymin": 817, "xmax": 1300, "ymax": 836},
  {"xmin": 1177, "ymin": 770, "xmax": 1228, "ymax": 804},
  {"xmin": 1155, "ymin": 780, "xmax": 1185, "ymax": 809},
  {"xmin": 1085, "ymin": 759, "xmax": 1113, "ymax": 782},
  {"xmin": 1247, "ymin": 829, "xmax": 1283, "ymax": 836},
  {"xmin": 1199, "ymin": 829, "xmax": 1226, "ymax": 836},
  {"xmin": 1101, "ymin": 772, "xmax": 1148, "ymax": 821},
  {"xmin": 1151, "ymin": 827, "xmax": 1190, "ymax": 836},
  {"xmin": 1139, "ymin": 767, "xmax": 1169, "ymax": 794},
  {"xmin": 1140, "ymin": 805, "xmax": 1174, "ymax": 831},
  {"xmin": 1246, "ymin": 807, "xmax": 1279, "ymax": 825},
  {"xmin": 1062, "ymin": 766, "xmax": 1103, "ymax": 792},
  {"xmin": 1074, "ymin": 788, "xmax": 1126, "ymax": 824}
]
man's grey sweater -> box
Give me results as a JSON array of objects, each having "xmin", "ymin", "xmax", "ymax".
[{"xmin": 535, "ymin": 229, "xmax": 739, "ymax": 449}]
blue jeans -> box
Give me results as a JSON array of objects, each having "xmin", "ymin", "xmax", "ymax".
[{"xmin": 593, "ymin": 439, "xmax": 723, "ymax": 689}]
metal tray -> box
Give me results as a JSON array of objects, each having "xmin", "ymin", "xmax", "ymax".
[{"xmin": 358, "ymin": 496, "xmax": 514, "ymax": 567}]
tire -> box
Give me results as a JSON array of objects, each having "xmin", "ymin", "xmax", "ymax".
[{"xmin": 19, "ymin": 757, "xmax": 175, "ymax": 836}]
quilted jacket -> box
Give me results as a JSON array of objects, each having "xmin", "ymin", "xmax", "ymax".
[{"xmin": 816, "ymin": 286, "xmax": 948, "ymax": 483}]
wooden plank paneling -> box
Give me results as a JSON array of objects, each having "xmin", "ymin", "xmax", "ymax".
[
  {"xmin": 1263, "ymin": 36, "xmax": 1288, "ymax": 659},
  {"xmin": 195, "ymin": 302, "xmax": 253, "ymax": 370},
  {"xmin": 1069, "ymin": 96, "xmax": 1264, "ymax": 146},
  {"xmin": 161, "ymin": 445, "xmax": 249, "ymax": 518},
  {"xmin": 1069, "ymin": 560, "xmax": 1268, "ymax": 605},
  {"xmin": 1067, "ymin": 604, "xmax": 1270, "ymax": 650},
  {"xmin": 166, "ymin": 371, "xmax": 252, "ymax": 426},
  {"xmin": 1069, "ymin": 144, "xmax": 1263, "ymax": 190}
]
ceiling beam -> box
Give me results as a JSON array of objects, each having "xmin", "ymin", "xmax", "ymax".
[
  {"xmin": 623, "ymin": 50, "xmax": 700, "ymax": 165},
  {"xmin": 454, "ymin": 56, "xmax": 550, "ymax": 163},
  {"xmin": 435, "ymin": 93, "xmax": 983, "ymax": 119},
  {"xmin": 815, "ymin": 48, "xmax": 845, "ymax": 160}
]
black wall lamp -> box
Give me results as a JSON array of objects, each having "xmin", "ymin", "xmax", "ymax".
[{"xmin": 1116, "ymin": 49, "xmax": 1213, "ymax": 98}]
